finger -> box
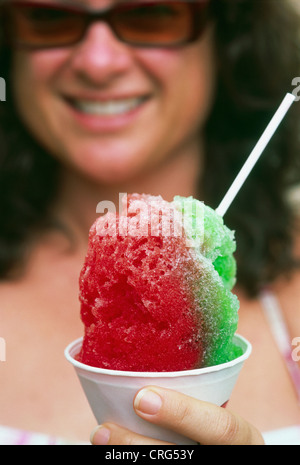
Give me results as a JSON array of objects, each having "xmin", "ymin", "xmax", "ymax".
[
  {"xmin": 133, "ymin": 386, "xmax": 264, "ymax": 445},
  {"xmin": 91, "ymin": 422, "xmax": 174, "ymax": 446}
]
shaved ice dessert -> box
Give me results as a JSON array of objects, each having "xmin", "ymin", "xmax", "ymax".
[{"xmin": 76, "ymin": 194, "xmax": 241, "ymax": 372}]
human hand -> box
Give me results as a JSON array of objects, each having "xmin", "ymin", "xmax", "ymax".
[{"xmin": 90, "ymin": 386, "xmax": 265, "ymax": 445}]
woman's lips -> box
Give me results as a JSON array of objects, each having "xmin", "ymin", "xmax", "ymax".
[{"xmin": 65, "ymin": 95, "xmax": 150, "ymax": 131}]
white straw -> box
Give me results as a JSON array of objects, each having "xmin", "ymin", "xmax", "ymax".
[{"xmin": 216, "ymin": 93, "xmax": 296, "ymax": 217}]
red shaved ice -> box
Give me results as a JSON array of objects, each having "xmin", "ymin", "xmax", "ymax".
[{"xmin": 77, "ymin": 194, "xmax": 240, "ymax": 372}]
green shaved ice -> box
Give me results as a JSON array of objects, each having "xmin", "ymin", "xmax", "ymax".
[
  {"xmin": 172, "ymin": 196, "xmax": 241, "ymax": 366},
  {"xmin": 173, "ymin": 195, "xmax": 236, "ymax": 289},
  {"xmin": 192, "ymin": 259, "xmax": 241, "ymax": 366},
  {"xmin": 213, "ymin": 254, "xmax": 236, "ymax": 291}
]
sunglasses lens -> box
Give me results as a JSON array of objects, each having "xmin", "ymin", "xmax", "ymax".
[
  {"xmin": 113, "ymin": 2, "xmax": 196, "ymax": 46},
  {"xmin": 5, "ymin": 1, "xmax": 210, "ymax": 48},
  {"xmin": 7, "ymin": 3, "xmax": 85, "ymax": 47}
]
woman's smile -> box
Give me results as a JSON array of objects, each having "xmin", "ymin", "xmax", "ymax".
[
  {"xmin": 70, "ymin": 96, "xmax": 148, "ymax": 116},
  {"xmin": 64, "ymin": 94, "xmax": 151, "ymax": 132}
]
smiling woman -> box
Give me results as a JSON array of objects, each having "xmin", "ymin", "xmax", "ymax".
[
  {"xmin": 0, "ymin": 0, "xmax": 300, "ymax": 446},
  {"xmin": 0, "ymin": 0, "xmax": 299, "ymax": 292},
  {"xmin": 9, "ymin": 1, "xmax": 215, "ymax": 188}
]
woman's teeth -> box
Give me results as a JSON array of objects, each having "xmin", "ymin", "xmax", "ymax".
[{"xmin": 73, "ymin": 97, "xmax": 145, "ymax": 116}]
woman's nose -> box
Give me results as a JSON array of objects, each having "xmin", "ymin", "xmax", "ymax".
[{"xmin": 68, "ymin": 22, "xmax": 134, "ymax": 85}]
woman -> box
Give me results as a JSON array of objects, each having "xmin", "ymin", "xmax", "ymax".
[{"xmin": 0, "ymin": 0, "xmax": 299, "ymax": 445}]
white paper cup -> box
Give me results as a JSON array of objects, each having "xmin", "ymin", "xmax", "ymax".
[{"xmin": 65, "ymin": 334, "xmax": 251, "ymax": 445}]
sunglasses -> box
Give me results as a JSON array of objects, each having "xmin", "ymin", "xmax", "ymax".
[{"xmin": 2, "ymin": 0, "xmax": 211, "ymax": 49}]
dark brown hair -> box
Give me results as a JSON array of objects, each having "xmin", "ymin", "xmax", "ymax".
[{"xmin": 0, "ymin": 0, "xmax": 299, "ymax": 296}]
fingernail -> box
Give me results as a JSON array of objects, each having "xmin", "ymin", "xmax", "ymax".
[
  {"xmin": 134, "ymin": 388, "xmax": 162, "ymax": 415},
  {"xmin": 90, "ymin": 425, "xmax": 110, "ymax": 445}
]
